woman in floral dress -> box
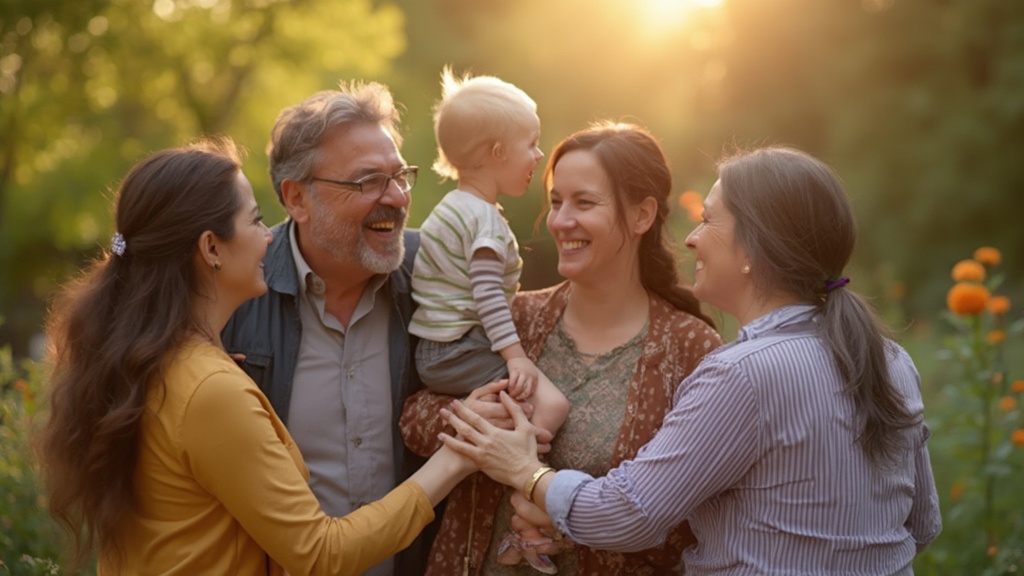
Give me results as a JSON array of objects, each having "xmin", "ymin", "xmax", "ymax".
[{"xmin": 401, "ymin": 122, "xmax": 723, "ymax": 575}]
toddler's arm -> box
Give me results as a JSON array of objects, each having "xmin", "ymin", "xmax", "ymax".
[{"xmin": 469, "ymin": 248, "xmax": 526, "ymax": 380}]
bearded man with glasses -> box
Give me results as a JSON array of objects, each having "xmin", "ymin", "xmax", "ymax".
[{"xmin": 222, "ymin": 81, "xmax": 436, "ymax": 576}]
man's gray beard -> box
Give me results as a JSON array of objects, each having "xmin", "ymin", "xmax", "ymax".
[
  {"xmin": 357, "ymin": 230, "xmax": 404, "ymax": 274},
  {"xmin": 308, "ymin": 206, "xmax": 406, "ymax": 275}
]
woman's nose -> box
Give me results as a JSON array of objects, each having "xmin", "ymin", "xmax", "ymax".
[
  {"xmin": 548, "ymin": 209, "xmax": 575, "ymax": 230},
  {"xmin": 684, "ymin": 229, "xmax": 698, "ymax": 250}
]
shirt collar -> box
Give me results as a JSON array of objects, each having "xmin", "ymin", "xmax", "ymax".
[
  {"xmin": 735, "ymin": 304, "xmax": 818, "ymax": 343},
  {"xmin": 288, "ymin": 222, "xmax": 314, "ymax": 295}
]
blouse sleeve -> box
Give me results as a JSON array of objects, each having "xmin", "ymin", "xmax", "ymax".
[
  {"xmin": 906, "ymin": 423, "xmax": 942, "ymax": 548},
  {"xmin": 399, "ymin": 388, "xmax": 454, "ymax": 457},
  {"xmin": 551, "ymin": 358, "xmax": 761, "ymax": 552},
  {"xmin": 181, "ymin": 371, "xmax": 435, "ymax": 576}
]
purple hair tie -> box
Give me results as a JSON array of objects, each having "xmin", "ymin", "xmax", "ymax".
[{"xmin": 825, "ymin": 277, "xmax": 850, "ymax": 293}]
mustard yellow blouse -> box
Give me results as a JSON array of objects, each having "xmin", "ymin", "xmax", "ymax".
[{"xmin": 100, "ymin": 341, "xmax": 433, "ymax": 575}]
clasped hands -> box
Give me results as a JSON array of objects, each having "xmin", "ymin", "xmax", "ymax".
[{"xmin": 441, "ymin": 387, "xmax": 560, "ymax": 543}]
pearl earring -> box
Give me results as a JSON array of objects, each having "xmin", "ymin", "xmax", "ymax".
[{"xmin": 741, "ymin": 265, "xmax": 750, "ymax": 274}]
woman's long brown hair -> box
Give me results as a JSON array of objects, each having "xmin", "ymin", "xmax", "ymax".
[{"xmin": 35, "ymin": 137, "xmax": 243, "ymax": 569}]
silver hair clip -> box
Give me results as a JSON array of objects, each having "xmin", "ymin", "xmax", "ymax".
[{"xmin": 111, "ymin": 232, "xmax": 127, "ymax": 256}]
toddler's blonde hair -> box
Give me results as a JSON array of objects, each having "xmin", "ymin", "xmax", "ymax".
[{"xmin": 433, "ymin": 66, "xmax": 538, "ymax": 180}]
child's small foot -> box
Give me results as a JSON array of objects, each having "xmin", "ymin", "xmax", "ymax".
[
  {"xmin": 497, "ymin": 531, "xmax": 524, "ymax": 566},
  {"xmin": 521, "ymin": 545, "xmax": 558, "ymax": 574}
]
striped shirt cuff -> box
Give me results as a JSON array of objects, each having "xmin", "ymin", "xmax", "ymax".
[{"xmin": 546, "ymin": 469, "xmax": 596, "ymax": 538}]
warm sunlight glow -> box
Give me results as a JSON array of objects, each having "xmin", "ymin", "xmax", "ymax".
[{"xmin": 634, "ymin": 0, "xmax": 725, "ymax": 40}]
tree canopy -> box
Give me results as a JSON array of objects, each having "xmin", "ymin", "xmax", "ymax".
[{"xmin": 2, "ymin": 0, "xmax": 1022, "ymax": 352}]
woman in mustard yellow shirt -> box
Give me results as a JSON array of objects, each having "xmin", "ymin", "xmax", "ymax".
[{"xmin": 37, "ymin": 137, "xmax": 475, "ymax": 575}]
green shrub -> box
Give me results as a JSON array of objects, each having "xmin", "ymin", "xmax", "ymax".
[
  {"xmin": 0, "ymin": 344, "xmax": 88, "ymax": 575},
  {"xmin": 913, "ymin": 247, "xmax": 1024, "ymax": 575}
]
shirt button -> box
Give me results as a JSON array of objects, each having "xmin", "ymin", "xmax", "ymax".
[
  {"xmin": 312, "ymin": 277, "xmax": 325, "ymax": 294},
  {"xmin": 354, "ymin": 437, "xmax": 362, "ymax": 447},
  {"xmin": 347, "ymin": 368, "xmax": 355, "ymax": 378}
]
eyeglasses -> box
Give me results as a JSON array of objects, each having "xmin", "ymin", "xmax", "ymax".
[{"xmin": 308, "ymin": 166, "xmax": 418, "ymax": 199}]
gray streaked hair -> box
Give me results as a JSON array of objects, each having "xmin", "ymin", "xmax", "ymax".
[{"xmin": 266, "ymin": 80, "xmax": 402, "ymax": 203}]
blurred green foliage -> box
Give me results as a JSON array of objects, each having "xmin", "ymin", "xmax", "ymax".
[
  {"xmin": 3, "ymin": 0, "xmax": 1023, "ymax": 353},
  {"xmin": 914, "ymin": 248, "xmax": 1024, "ymax": 574},
  {"xmin": 2, "ymin": 0, "xmax": 1024, "ymax": 572},
  {"xmin": 0, "ymin": 340, "xmax": 75, "ymax": 575}
]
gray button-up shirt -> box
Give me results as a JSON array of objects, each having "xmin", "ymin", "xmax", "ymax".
[{"xmin": 286, "ymin": 226, "xmax": 395, "ymax": 576}]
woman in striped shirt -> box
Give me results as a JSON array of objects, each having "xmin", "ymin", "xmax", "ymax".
[{"xmin": 442, "ymin": 147, "xmax": 942, "ymax": 575}]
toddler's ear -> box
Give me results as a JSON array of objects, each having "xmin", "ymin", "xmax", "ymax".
[{"xmin": 491, "ymin": 141, "xmax": 506, "ymax": 161}]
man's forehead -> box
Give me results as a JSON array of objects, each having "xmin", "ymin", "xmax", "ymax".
[{"xmin": 319, "ymin": 123, "xmax": 403, "ymax": 170}]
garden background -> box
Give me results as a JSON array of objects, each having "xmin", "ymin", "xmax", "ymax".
[{"xmin": 2, "ymin": 0, "xmax": 1023, "ymax": 573}]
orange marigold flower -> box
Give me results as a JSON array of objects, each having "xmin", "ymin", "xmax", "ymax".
[
  {"xmin": 974, "ymin": 247, "xmax": 1002, "ymax": 267},
  {"xmin": 951, "ymin": 260, "xmax": 986, "ymax": 282},
  {"xmin": 950, "ymin": 482, "xmax": 965, "ymax": 502},
  {"xmin": 999, "ymin": 396, "xmax": 1018, "ymax": 411},
  {"xmin": 678, "ymin": 191, "xmax": 704, "ymax": 223},
  {"xmin": 1014, "ymin": 429, "xmax": 1024, "ymax": 446},
  {"xmin": 988, "ymin": 330, "xmax": 1006, "ymax": 345},
  {"xmin": 987, "ymin": 296, "xmax": 1011, "ymax": 315},
  {"xmin": 947, "ymin": 282, "xmax": 990, "ymax": 315},
  {"xmin": 1013, "ymin": 380, "xmax": 1024, "ymax": 394}
]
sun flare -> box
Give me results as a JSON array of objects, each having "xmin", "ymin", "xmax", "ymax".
[{"xmin": 634, "ymin": 0, "xmax": 725, "ymax": 38}]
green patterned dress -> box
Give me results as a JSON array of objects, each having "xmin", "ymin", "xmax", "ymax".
[{"xmin": 482, "ymin": 318, "xmax": 648, "ymax": 575}]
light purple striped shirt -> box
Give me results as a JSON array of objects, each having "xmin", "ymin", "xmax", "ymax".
[{"xmin": 547, "ymin": 305, "xmax": 941, "ymax": 575}]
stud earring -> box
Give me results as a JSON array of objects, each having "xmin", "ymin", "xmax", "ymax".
[
  {"xmin": 741, "ymin": 265, "xmax": 750, "ymax": 274},
  {"xmin": 213, "ymin": 262, "xmax": 221, "ymax": 271}
]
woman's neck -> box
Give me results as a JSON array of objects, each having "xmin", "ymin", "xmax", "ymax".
[
  {"xmin": 190, "ymin": 299, "xmax": 228, "ymax": 349},
  {"xmin": 734, "ymin": 291, "xmax": 806, "ymax": 327},
  {"xmin": 562, "ymin": 280, "xmax": 650, "ymax": 356}
]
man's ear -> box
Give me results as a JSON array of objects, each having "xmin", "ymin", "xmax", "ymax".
[
  {"xmin": 281, "ymin": 179, "xmax": 310, "ymax": 223},
  {"xmin": 632, "ymin": 196, "xmax": 658, "ymax": 235}
]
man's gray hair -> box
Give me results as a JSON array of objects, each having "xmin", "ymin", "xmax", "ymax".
[{"xmin": 267, "ymin": 80, "xmax": 402, "ymax": 204}]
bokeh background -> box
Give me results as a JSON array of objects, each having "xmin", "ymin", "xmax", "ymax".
[{"xmin": 2, "ymin": 0, "xmax": 1023, "ymax": 573}]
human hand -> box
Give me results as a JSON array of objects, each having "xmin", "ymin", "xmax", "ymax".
[
  {"xmin": 506, "ymin": 357, "xmax": 539, "ymax": 400},
  {"xmin": 439, "ymin": 391, "xmax": 545, "ymax": 489},
  {"xmin": 435, "ymin": 443, "xmax": 479, "ymax": 479},
  {"xmin": 461, "ymin": 381, "xmax": 552, "ymax": 453},
  {"xmin": 510, "ymin": 491, "xmax": 554, "ymax": 532},
  {"xmin": 510, "ymin": 492, "xmax": 572, "ymax": 556},
  {"xmin": 411, "ymin": 443, "xmax": 479, "ymax": 507},
  {"xmin": 463, "ymin": 380, "xmax": 524, "ymax": 430}
]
